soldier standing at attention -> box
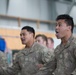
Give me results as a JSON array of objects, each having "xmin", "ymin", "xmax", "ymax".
[{"xmin": 0, "ymin": 26, "xmax": 54, "ymax": 75}]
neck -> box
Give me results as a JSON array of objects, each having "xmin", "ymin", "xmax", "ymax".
[
  {"xmin": 26, "ymin": 39, "xmax": 35, "ymax": 48},
  {"xmin": 61, "ymin": 33, "xmax": 72, "ymax": 45}
]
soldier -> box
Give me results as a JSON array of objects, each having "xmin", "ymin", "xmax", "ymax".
[
  {"xmin": 54, "ymin": 14, "xmax": 76, "ymax": 75},
  {"xmin": 35, "ymin": 34, "xmax": 48, "ymax": 46},
  {"xmin": 35, "ymin": 34, "xmax": 54, "ymax": 59},
  {"xmin": 0, "ymin": 51, "xmax": 8, "ymax": 67},
  {"xmin": 47, "ymin": 37, "xmax": 54, "ymax": 49},
  {"xmin": 0, "ymin": 26, "xmax": 54, "ymax": 75},
  {"xmin": 34, "ymin": 14, "xmax": 76, "ymax": 75}
]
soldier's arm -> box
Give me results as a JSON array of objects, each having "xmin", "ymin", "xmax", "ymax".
[
  {"xmin": 34, "ymin": 56, "xmax": 56, "ymax": 75},
  {"xmin": 41, "ymin": 47, "xmax": 54, "ymax": 64},
  {"xmin": 36, "ymin": 47, "xmax": 56, "ymax": 74},
  {"xmin": 36, "ymin": 47, "xmax": 54, "ymax": 68},
  {"xmin": 71, "ymin": 48, "xmax": 76, "ymax": 75},
  {"xmin": 0, "ymin": 51, "xmax": 8, "ymax": 67},
  {"xmin": 0, "ymin": 53, "xmax": 21, "ymax": 75}
]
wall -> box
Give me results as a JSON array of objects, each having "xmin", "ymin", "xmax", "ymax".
[
  {"xmin": 0, "ymin": 0, "xmax": 7, "ymax": 14},
  {"xmin": 0, "ymin": 0, "xmax": 53, "ymax": 32},
  {"xmin": 7, "ymin": 0, "xmax": 50, "ymax": 20}
]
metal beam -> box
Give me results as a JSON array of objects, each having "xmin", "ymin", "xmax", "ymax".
[
  {"xmin": 6, "ymin": 0, "xmax": 9, "ymax": 14},
  {"xmin": 66, "ymin": 0, "xmax": 75, "ymax": 14}
]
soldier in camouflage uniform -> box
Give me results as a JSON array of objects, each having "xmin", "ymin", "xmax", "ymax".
[
  {"xmin": 0, "ymin": 26, "xmax": 54, "ymax": 75},
  {"xmin": 35, "ymin": 34, "xmax": 54, "ymax": 51},
  {"xmin": 53, "ymin": 14, "xmax": 76, "ymax": 75},
  {"xmin": 0, "ymin": 51, "xmax": 8, "ymax": 67},
  {"xmin": 34, "ymin": 14, "xmax": 76, "ymax": 75},
  {"xmin": 35, "ymin": 34, "xmax": 48, "ymax": 47}
]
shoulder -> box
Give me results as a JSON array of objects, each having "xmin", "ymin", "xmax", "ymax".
[
  {"xmin": 0, "ymin": 51, "xmax": 7, "ymax": 61},
  {"xmin": 70, "ymin": 36, "xmax": 76, "ymax": 48},
  {"xmin": 0, "ymin": 51, "xmax": 6, "ymax": 57},
  {"xmin": 0, "ymin": 51, "xmax": 8, "ymax": 66},
  {"xmin": 33, "ymin": 42, "xmax": 50, "ymax": 54},
  {"xmin": 72, "ymin": 37, "xmax": 76, "ymax": 44},
  {"xmin": 34, "ymin": 42, "xmax": 48, "ymax": 50},
  {"xmin": 48, "ymin": 48, "xmax": 54, "ymax": 54},
  {"xmin": 15, "ymin": 50, "xmax": 24, "ymax": 58},
  {"xmin": 34, "ymin": 42, "xmax": 45, "ymax": 48},
  {"xmin": 54, "ymin": 44, "xmax": 60, "ymax": 51}
]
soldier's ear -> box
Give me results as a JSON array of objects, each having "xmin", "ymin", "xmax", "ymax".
[
  {"xmin": 68, "ymin": 26, "xmax": 71, "ymax": 31},
  {"xmin": 69, "ymin": 26, "xmax": 71, "ymax": 30},
  {"xmin": 29, "ymin": 32, "xmax": 35, "ymax": 37}
]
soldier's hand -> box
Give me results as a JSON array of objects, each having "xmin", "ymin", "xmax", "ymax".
[{"xmin": 37, "ymin": 64, "xmax": 43, "ymax": 68}]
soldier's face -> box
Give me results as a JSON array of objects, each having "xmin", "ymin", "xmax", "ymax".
[
  {"xmin": 35, "ymin": 37, "xmax": 45, "ymax": 46},
  {"xmin": 20, "ymin": 29, "xmax": 33, "ymax": 45},
  {"xmin": 55, "ymin": 19, "xmax": 70, "ymax": 39},
  {"xmin": 47, "ymin": 39, "xmax": 54, "ymax": 49}
]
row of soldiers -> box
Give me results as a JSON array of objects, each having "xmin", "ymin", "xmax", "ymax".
[
  {"xmin": 35, "ymin": 34, "xmax": 54, "ymax": 49},
  {"xmin": 0, "ymin": 14, "xmax": 76, "ymax": 75}
]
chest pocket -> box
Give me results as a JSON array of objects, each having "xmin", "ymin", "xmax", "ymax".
[
  {"xmin": 19, "ymin": 51, "xmax": 40, "ymax": 67},
  {"xmin": 20, "ymin": 52, "xmax": 40, "ymax": 74}
]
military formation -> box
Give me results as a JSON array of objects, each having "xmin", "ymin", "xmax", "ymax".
[{"xmin": 0, "ymin": 14, "xmax": 76, "ymax": 75}]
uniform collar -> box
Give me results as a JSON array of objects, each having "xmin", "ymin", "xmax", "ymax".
[{"xmin": 60, "ymin": 35, "xmax": 73, "ymax": 48}]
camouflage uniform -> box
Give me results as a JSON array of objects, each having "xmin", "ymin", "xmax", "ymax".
[
  {"xmin": 0, "ymin": 51, "xmax": 8, "ymax": 67},
  {"xmin": 0, "ymin": 42, "xmax": 54, "ymax": 75},
  {"xmin": 52, "ymin": 35, "xmax": 76, "ymax": 75},
  {"xmin": 34, "ymin": 35, "xmax": 76, "ymax": 75}
]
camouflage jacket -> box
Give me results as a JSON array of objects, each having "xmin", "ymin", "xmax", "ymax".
[
  {"xmin": 0, "ymin": 42, "xmax": 54, "ymax": 75},
  {"xmin": 53, "ymin": 35, "xmax": 76, "ymax": 75},
  {"xmin": 34, "ymin": 35, "xmax": 76, "ymax": 75},
  {"xmin": 0, "ymin": 51, "xmax": 8, "ymax": 67}
]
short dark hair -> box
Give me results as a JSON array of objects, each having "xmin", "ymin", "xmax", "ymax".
[
  {"xmin": 21, "ymin": 26, "xmax": 35, "ymax": 36},
  {"xmin": 56, "ymin": 14, "xmax": 74, "ymax": 33},
  {"xmin": 35, "ymin": 34, "xmax": 47, "ymax": 42}
]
